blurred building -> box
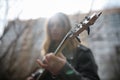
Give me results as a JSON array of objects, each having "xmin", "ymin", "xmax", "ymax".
[{"xmin": 88, "ymin": 8, "xmax": 120, "ymax": 80}]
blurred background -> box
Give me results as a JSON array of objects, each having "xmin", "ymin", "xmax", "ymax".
[{"xmin": 0, "ymin": 0, "xmax": 120, "ymax": 80}]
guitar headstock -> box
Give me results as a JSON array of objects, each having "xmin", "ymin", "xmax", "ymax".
[{"xmin": 69, "ymin": 12, "xmax": 102, "ymax": 39}]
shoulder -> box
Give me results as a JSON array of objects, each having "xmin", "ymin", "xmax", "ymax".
[
  {"xmin": 76, "ymin": 44, "xmax": 94, "ymax": 60},
  {"xmin": 77, "ymin": 44, "xmax": 90, "ymax": 52}
]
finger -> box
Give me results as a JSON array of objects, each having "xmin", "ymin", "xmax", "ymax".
[
  {"xmin": 26, "ymin": 77, "xmax": 34, "ymax": 80},
  {"xmin": 47, "ymin": 53, "xmax": 65, "ymax": 61},
  {"xmin": 46, "ymin": 53, "xmax": 59, "ymax": 66},
  {"xmin": 42, "ymin": 56, "xmax": 49, "ymax": 64},
  {"xmin": 45, "ymin": 53, "xmax": 55, "ymax": 61},
  {"xmin": 57, "ymin": 53, "xmax": 66, "ymax": 59},
  {"xmin": 36, "ymin": 59, "xmax": 48, "ymax": 68}
]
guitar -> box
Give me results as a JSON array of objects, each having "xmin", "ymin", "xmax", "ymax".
[{"xmin": 32, "ymin": 12, "xmax": 102, "ymax": 80}]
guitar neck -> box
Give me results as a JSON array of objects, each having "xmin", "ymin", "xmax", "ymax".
[{"xmin": 54, "ymin": 31, "xmax": 71, "ymax": 55}]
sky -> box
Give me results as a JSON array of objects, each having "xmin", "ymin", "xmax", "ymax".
[
  {"xmin": 0, "ymin": 0, "xmax": 120, "ymax": 38},
  {"xmin": 1, "ymin": 0, "xmax": 120, "ymax": 20},
  {"xmin": 2, "ymin": 0, "xmax": 108, "ymax": 20}
]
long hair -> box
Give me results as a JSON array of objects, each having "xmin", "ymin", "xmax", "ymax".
[{"xmin": 41, "ymin": 12, "xmax": 79, "ymax": 56}]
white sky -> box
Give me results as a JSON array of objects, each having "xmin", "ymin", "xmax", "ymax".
[
  {"xmin": 8, "ymin": 0, "xmax": 107, "ymax": 20},
  {"xmin": 0, "ymin": 0, "xmax": 120, "ymax": 37},
  {"xmin": 2, "ymin": 0, "xmax": 120, "ymax": 20}
]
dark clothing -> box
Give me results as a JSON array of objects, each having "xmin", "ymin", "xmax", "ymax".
[
  {"xmin": 57, "ymin": 45, "xmax": 100, "ymax": 80},
  {"xmin": 35, "ymin": 45, "xmax": 100, "ymax": 80}
]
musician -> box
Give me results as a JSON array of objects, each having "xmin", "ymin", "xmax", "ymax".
[{"xmin": 27, "ymin": 12, "xmax": 100, "ymax": 80}]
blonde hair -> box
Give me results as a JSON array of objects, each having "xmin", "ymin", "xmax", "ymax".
[{"xmin": 41, "ymin": 12, "xmax": 79, "ymax": 56}]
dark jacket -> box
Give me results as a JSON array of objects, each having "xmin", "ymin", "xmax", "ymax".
[{"xmin": 34, "ymin": 45, "xmax": 100, "ymax": 80}]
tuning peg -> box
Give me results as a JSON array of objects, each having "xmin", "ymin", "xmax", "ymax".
[
  {"xmin": 87, "ymin": 27, "xmax": 90, "ymax": 35},
  {"xmin": 80, "ymin": 21, "xmax": 83, "ymax": 25},
  {"xmin": 75, "ymin": 36, "xmax": 81, "ymax": 43},
  {"xmin": 85, "ymin": 16, "xmax": 90, "ymax": 21},
  {"xmin": 97, "ymin": 12, "xmax": 102, "ymax": 17}
]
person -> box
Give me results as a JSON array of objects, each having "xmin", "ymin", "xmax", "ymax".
[{"xmin": 27, "ymin": 12, "xmax": 100, "ymax": 80}]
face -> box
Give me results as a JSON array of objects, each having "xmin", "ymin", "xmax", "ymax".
[{"xmin": 49, "ymin": 18, "xmax": 65, "ymax": 42}]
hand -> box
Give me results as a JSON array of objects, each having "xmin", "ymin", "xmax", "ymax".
[
  {"xmin": 26, "ymin": 76, "xmax": 34, "ymax": 80},
  {"xmin": 36, "ymin": 53, "xmax": 66, "ymax": 75}
]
